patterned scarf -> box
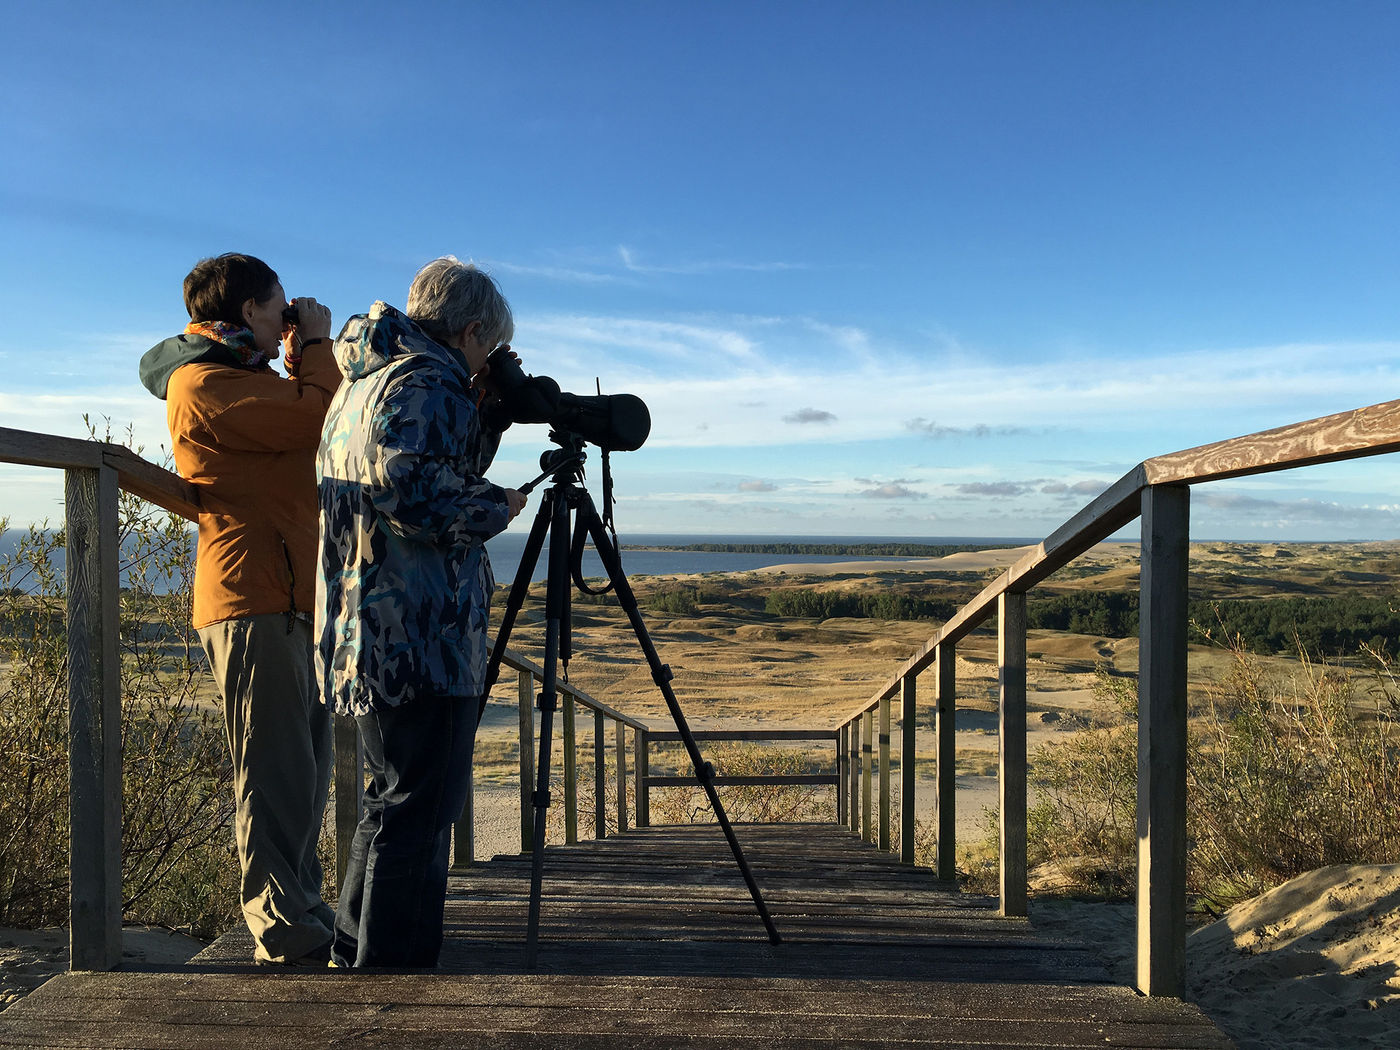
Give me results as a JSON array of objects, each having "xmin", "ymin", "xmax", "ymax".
[{"xmin": 183, "ymin": 320, "xmax": 272, "ymax": 369}]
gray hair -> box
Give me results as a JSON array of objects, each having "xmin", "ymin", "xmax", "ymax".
[{"xmin": 406, "ymin": 256, "xmax": 514, "ymax": 349}]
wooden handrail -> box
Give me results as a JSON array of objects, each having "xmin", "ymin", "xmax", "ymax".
[
  {"xmin": 827, "ymin": 395, "xmax": 1400, "ymax": 998},
  {"xmin": 837, "ymin": 397, "xmax": 1400, "ymax": 727}
]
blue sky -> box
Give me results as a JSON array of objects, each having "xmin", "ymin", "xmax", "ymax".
[{"xmin": 2, "ymin": 1, "xmax": 1398, "ymax": 540}]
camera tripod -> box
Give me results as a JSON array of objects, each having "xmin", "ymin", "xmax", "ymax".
[{"xmin": 479, "ymin": 432, "xmax": 781, "ymax": 967}]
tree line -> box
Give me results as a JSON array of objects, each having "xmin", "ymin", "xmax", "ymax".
[{"xmin": 764, "ymin": 586, "xmax": 1400, "ymax": 656}]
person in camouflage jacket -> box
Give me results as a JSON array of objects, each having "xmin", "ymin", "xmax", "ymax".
[{"xmin": 317, "ymin": 258, "xmax": 525, "ymax": 968}]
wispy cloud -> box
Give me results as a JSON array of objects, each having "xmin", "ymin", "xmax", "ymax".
[
  {"xmin": 618, "ymin": 246, "xmax": 807, "ymax": 275},
  {"xmin": 859, "ymin": 483, "xmax": 925, "ymax": 500},
  {"xmin": 738, "ymin": 480, "xmax": 777, "ymax": 492},
  {"xmin": 1041, "ymin": 480, "xmax": 1112, "ymax": 496},
  {"xmin": 488, "ymin": 259, "xmax": 621, "ymax": 285},
  {"xmin": 955, "ymin": 482, "xmax": 1028, "ymax": 498},
  {"xmin": 1195, "ymin": 491, "xmax": 1400, "ymax": 529},
  {"xmin": 784, "ymin": 408, "xmax": 837, "ymax": 424},
  {"xmin": 905, "ymin": 418, "xmax": 1030, "ymax": 439}
]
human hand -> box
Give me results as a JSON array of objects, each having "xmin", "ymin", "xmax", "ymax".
[
  {"xmin": 477, "ymin": 344, "xmax": 520, "ymax": 385},
  {"xmin": 287, "ymin": 297, "xmax": 333, "ymax": 342},
  {"xmin": 505, "ymin": 488, "xmax": 527, "ymax": 521}
]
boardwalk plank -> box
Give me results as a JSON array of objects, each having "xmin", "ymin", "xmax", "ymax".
[{"xmin": 0, "ymin": 824, "xmax": 1232, "ymax": 1049}]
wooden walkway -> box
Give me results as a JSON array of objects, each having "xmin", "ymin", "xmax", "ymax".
[{"xmin": 0, "ymin": 824, "xmax": 1231, "ymax": 1048}]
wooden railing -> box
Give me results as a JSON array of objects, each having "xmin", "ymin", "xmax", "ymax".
[
  {"xmin": 634, "ymin": 729, "xmax": 839, "ymax": 827},
  {"xmin": 831, "ymin": 398, "xmax": 1400, "ymax": 996},
  {"xmin": 8, "ymin": 396, "xmax": 1400, "ymax": 993}
]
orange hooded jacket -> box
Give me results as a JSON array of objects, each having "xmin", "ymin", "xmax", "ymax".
[{"xmin": 140, "ymin": 334, "xmax": 342, "ymax": 628}]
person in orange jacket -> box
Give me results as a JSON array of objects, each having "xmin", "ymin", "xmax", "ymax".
[{"xmin": 139, "ymin": 252, "xmax": 342, "ymax": 965}]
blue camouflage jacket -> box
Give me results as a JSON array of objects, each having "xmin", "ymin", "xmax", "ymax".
[{"xmin": 316, "ymin": 302, "xmax": 511, "ymax": 715}]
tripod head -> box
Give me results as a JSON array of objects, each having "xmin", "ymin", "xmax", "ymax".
[{"xmin": 520, "ymin": 429, "xmax": 588, "ymax": 494}]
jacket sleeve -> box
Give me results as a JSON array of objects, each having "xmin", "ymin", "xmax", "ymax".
[
  {"xmin": 367, "ymin": 370, "xmax": 512, "ymax": 546},
  {"xmin": 176, "ymin": 344, "xmax": 342, "ymax": 453}
]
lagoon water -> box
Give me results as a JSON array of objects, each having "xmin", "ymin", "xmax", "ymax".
[
  {"xmin": 0, "ymin": 530, "xmax": 1035, "ymax": 592},
  {"xmin": 483, "ymin": 532, "xmax": 1034, "ymax": 585}
]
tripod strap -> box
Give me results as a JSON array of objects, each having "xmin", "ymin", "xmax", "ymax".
[{"xmin": 571, "ymin": 510, "xmax": 614, "ymax": 596}]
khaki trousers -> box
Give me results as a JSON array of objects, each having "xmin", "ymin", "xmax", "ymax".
[{"xmin": 199, "ymin": 614, "xmax": 334, "ymax": 963}]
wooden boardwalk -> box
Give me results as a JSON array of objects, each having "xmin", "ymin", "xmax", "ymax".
[{"xmin": 0, "ymin": 823, "xmax": 1232, "ymax": 1048}]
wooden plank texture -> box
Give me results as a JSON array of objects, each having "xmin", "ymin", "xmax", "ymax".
[{"xmin": 0, "ymin": 823, "xmax": 1229, "ymax": 1049}]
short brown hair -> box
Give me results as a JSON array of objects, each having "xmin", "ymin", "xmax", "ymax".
[{"xmin": 183, "ymin": 253, "xmax": 279, "ymax": 326}]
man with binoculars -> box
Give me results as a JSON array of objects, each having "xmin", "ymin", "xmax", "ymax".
[{"xmin": 139, "ymin": 252, "xmax": 341, "ymax": 966}]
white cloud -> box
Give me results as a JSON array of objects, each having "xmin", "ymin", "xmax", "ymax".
[{"xmin": 617, "ymin": 246, "xmax": 807, "ymax": 275}]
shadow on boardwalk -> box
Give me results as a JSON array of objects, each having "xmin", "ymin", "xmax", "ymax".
[{"xmin": 0, "ymin": 824, "xmax": 1232, "ymax": 1048}]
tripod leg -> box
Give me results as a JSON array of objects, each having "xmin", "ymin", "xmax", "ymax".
[
  {"xmin": 525, "ymin": 484, "xmax": 573, "ymax": 968},
  {"xmin": 479, "ymin": 490, "xmax": 553, "ymax": 728},
  {"xmin": 578, "ymin": 502, "xmax": 782, "ymax": 945}
]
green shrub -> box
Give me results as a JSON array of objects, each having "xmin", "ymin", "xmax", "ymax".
[
  {"xmin": 0, "ymin": 432, "xmax": 240, "ymax": 937},
  {"xmin": 1017, "ymin": 647, "xmax": 1400, "ymax": 906}
]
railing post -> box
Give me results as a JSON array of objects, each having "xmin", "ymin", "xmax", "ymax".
[
  {"xmin": 835, "ymin": 724, "xmax": 844, "ymax": 825},
  {"xmin": 861, "ymin": 709, "xmax": 873, "ymax": 843},
  {"xmin": 935, "ymin": 644, "xmax": 956, "ymax": 880},
  {"xmin": 518, "ymin": 668, "xmax": 535, "ymax": 853},
  {"xmin": 594, "ymin": 708, "xmax": 607, "ymax": 839},
  {"xmin": 635, "ymin": 729, "xmax": 650, "ymax": 827},
  {"xmin": 901, "ymin": 675, "xmax": 916, "ymax": 864},
  {"xmin": 337, "ymin": 715, "xmax": 365, "ymax": 878},
  {"xmin": 615, "ymin": 719, "xmax": 629, "ymax": 833},
  {"xmin": 848, "ymin": 720, "xmax": 860, "ymax": 832},
  {"xmin": 1137, "ymin": 484, "xmax": 1190, "ymax": 997},
  {"xmin": 999, "ymin": 591, "xmax": 1028, "ymax": 918},
  {"xmin": 563, "ymin": 693, "xmax": 577, "ymax": 845},
  {"xmin": 878, "ymin": 693, "xmax": 891, "ymax": 852},
  {"xmin": 65, "ymin": 465, "xmax": 121, "ymax": 972}
]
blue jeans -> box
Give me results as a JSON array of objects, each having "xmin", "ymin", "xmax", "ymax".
[{"xmin": 332, "ymin": 694, "xmax": 476, "ymax": 968}]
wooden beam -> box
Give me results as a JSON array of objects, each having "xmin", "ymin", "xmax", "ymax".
[
  {"xmin": 998, "ymin": 593, "xmax": 1028, "ymax": 919},
  {"xmin": 493, "ymin": 645, "xmax": 644, "ymax": 730},
  {"xmin": 65, "ymin": 466, "xmax": 121, "ymax": 972},
  {"xmin": 101, "ymin": 446, "xmax": 200, "ymax": 521},
  {"xmin": 615, "ymin": 720, "xmax": 629, "ymax": 834},
  {"xmin": 0, "ymin": 426, "xmax": 103, "ymax": 471},
  {"xmin": 635, "ymin": 729, "xmax": 650, "ymax": 828},
  {"xmin": 563, "ymin": 695, "xmax": 578, "ymax": 845},
  {"xmin": 1136, "ymin": 485, "xmax": 1190, "ymax": 997},
  {"xmin": 518, "ymin": 669, "xmax": 535, "ymax": 853},
  {"xmin": 644, "ymin": 774, "xmax": 839, "ymax": 787},
  {"xmin": 647, "ymin": 729, "xmax": 836, "ymax": 742},
  {"xmin": 1145, "ymin": 397, "xmax": 1400, "ymax": 485},
  {"xmin": 878, "ymin": 694, "xmax": 891, "ymax": 852},
  {"xmin": 593, "ymin": 709, "xmax": 607, "ymax": 839},
  {"xmin": 848, "ymin": 719, "xmax": 860, "ymax": 833},
  {"xmin": 837, "ymin": 723, "xmax": 848, "ymax": 827},
  {"xmin": 847, "ymin": 465, "xmax": 1148, "ymax": 724},
  {"xmin": 861, "ymin": 710, "xmax": 873, "ymax": 844},
  {"xmin": 935, "ymin": 645, "xmax": 957, "ymax": 881},
  {"xmin": 900, "ymin": 675, "xmax": 916, "ymax": 865}
]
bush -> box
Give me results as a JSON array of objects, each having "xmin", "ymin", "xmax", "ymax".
[
  {"xmin": 0, "ymin": 431, "xmax": 240, "ymax": 937},
  {"xmin": 648, "ymin": 742, "xmax": 834, "ymax": 825},
  {"xmin": 1017, "ymin": 645, "xmax": 1400, "ymax": 906},
  {"xmin": 1188, "ymin": 644, "xmax": 1400, "ymax": 907},
  {"xmin": 1025, "ymin": 672, "xmax": 1139, "ymax": 897}
]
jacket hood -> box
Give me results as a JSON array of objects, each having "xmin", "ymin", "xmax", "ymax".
[
  {"xmin": 333, "ymin": 301, "xmax": 470, "ymax": 384},
  {"xmin": 138, "ymin": 333, "xmax": 243, "ymax": 400}
]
